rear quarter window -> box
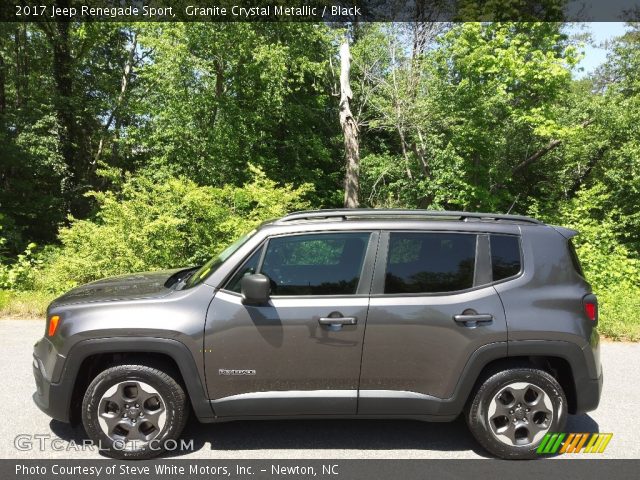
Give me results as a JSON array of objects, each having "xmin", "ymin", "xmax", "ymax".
[
  {"xmin": 568, "ymin": 239, "xmax": 584, "ymax": 276},
  {"xmin": 490, "ymin": 234, "xmax": 522, "ymax": 281}
]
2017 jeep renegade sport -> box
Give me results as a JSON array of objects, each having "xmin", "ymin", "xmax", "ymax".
[{"xmin": 32, "ymin": 209, "xmax": 602, "ymax": 460}]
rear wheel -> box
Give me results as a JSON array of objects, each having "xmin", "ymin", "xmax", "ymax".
[
  {"xmin": 82, "ymin": 364, "xmax": 188, "ymax": 459},
  {"xmin": 466, "ymin": 368, "xmax": 567, "ymax": 459}
]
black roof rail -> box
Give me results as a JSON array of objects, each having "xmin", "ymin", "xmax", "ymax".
[{"xmin": 275, "ymin": 209, "xmax": 543, "ymax": 225}]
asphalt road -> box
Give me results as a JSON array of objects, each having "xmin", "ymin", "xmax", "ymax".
[{"xmin": 1, "ymin": 319, "xmax": 637, "ymax": 459}]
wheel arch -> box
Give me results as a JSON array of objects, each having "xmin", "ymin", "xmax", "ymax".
[
  {"xmin": 457, "ymin": 340, "xmax": 591, "ymax": 415},
  {"xmin": 467, "ymin": 355, "xmax": 576, "ymax": 414},
  {"xmin": 60, "ymin": 338, "xmax": 213, "ymax": 424}
]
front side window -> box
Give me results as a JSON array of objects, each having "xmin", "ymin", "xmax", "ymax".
[
  {"xmin": 260, "ymin": 233, "xmax": 370, "ymax": 295},
  {"xmin": 226, "ymin": 246, "xmax": 263, "ymax": 293},
  {"xmin": 384, "ymin": 232, "xmax": 476, "ymax": 294},
  {"xmin": 490, "ymin": 234, "xmax": 522, "ymax": 281}
]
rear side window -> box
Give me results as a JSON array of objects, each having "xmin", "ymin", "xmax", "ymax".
[
  {"xmin": 261, "ymin": 233, "xmax": 370, "ymax": 295},
  {"xmin": 385, "ymin": 232, "xmax": 476, "ymax": 294},
  {"xmin": 490, "ymin": 235, "xmax": 521, "ymax": 281},
  {"xmin": 568, "ymin": 239, "xmax": 584, "ymax": 276}
]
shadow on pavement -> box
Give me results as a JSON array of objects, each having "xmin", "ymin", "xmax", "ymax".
[
  {"xmin": 49, "ymin": 413, "xmax": 599, "ymax": 458},
  {"xmin": 566, "ymin": 413, "xmax": 600, "ymax": 433},
  {"xmin": 173, "ymin": 416, "xmax": 492, "ymax": 457}
]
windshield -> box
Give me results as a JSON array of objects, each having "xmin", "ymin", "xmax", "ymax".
[{"xmin": 184, "ymin": 229, "xmax": 257, "ymax": 288}]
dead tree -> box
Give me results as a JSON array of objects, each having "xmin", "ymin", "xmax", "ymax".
[{"xmin": 339, "ymin": 39, "xmax": 360, "ymax": 208}]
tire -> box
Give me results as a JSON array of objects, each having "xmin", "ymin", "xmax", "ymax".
[
  {"xmin": 82, "ymin": 364, "xmax": 189, "ymax": 460},
  {"xmin": 466, "ymin": 367, "xmax": 567, "ymax": 460}
]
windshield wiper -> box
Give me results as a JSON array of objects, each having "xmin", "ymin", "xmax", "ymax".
[{"xmin": 164, "ymin": 267, "xmax": 199, "ymax": 289}]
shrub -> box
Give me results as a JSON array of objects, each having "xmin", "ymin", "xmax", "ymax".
[
  {"xmin": 35, "ymin": 167, "xmax": 311, "ymax": 293},
  {"xmin": 541, "ymin": 184, "xmax": 640, "ymax": 340},
  {"xmin": 0, "ymin": 290, "xmax": 54, "ymax": 319}
]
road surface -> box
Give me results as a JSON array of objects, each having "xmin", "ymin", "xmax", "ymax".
[{"xmin": 1, "ymin": 319, "xmax": 637, "ymax": 459}]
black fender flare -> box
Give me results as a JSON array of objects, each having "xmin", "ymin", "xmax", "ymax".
[
  {"xmin": 438, "ymin": 339, "xmax": 598, "ymax": 416},
  {"xmin": 55, "ymin": 337, "xmax": 213, "ymax": 422}
]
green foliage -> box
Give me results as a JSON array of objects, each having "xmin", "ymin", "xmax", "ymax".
[
  {"xmin": 0, "ymin": 22, "xmax": 639, "ymax": 339},
  {"xmin": 359, "ymin": 22, "xmax": 580, "ymax": 211},
  {"xmin": 128, "ymin": 23, "xmax": 341, "ymax": 204},
  {"xmin": 34, "ymin": 167, "xmax": 311, "ymax": 293},
  {"xmin": 536, "ymin": 184, "xmax": 640, "ymax": 340},
  {"xmin": 0, "ymin": 242, "xmax": 41, "ymax": 290},
  {"xmin": 0, "ymin": 290, "xmax": 54, "ymax": 319}
]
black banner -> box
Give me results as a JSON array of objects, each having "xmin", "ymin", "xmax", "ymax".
[
  {"xmin": 1, "ymin": 0, "xmax": 640, "ymax": 22},
  {"xmin": 3, "ymin": 459, "xmax": 640, "ymax": 480}
]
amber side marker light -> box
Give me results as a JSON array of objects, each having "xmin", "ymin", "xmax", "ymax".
[{"xmin": 48, "ymin": 315, "xmax": 60, "ymax": 337}]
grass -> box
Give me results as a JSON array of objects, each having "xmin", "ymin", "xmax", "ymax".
[
  {"xmin": 0, "ymin": 290, "xmax": 55, "ymax": 319},
  {"xmin": 595, "ymin": 287, "xmax": 640, "ymax": 341}
]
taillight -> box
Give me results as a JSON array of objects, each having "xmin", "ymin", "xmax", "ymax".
[
  {"xmin": 584, "ymin": 303, "xmax": 596, "ymax": 321},
  {"xmin": 48, "ymin": 315, "xmax": 60, "ymax": 337},
  {"xmin": 583, "ymin": 295, "xmax": 598, "ymax": 322}
]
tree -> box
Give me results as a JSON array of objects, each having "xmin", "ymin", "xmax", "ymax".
[
  {"xmin": 357, "ymin": 22, "xmax": 581, "ymax": 211},
  {"xmin": 339, "ymin": 38, "xmax": 359, "ymax": 208}
]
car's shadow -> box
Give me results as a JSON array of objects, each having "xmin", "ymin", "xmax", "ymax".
[{"xmin": 49, "ymin": 414, "xmax": 600, "ymax": 459}]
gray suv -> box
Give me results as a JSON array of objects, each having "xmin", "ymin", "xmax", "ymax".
[{"xmin": 32, "ymin": 209, "xmax": 602, "ymax": 459}]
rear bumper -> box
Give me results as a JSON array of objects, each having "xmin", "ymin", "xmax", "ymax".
[
  {"xmin": 574, "ymin": 370, "xmax": 603, "ymax": 414},
  {"xmin": 573, "ymin": 330, "xmax": 602, "ymax": 414}
]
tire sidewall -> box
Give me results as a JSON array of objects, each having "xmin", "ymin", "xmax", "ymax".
[
  {"xmin": 82, "ymin": 366, "xmax": 185, "ymax": 460},
  {"xmin": 468, "ymin": 368, "xmax": 567, "ymax": 459}
]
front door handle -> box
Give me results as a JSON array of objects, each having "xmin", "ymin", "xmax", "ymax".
[
  {"xmin": 318, "ymin": 316, "xmax": 358, "ymax": 326},
  {"xmin": 453, "ymin": 312, "xmax": 493, "ymax": 328}
]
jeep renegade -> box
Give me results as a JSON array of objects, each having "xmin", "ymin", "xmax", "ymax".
[{"xmin": 32, "ymin": 209, "xmax": 602, "ymax": 459}]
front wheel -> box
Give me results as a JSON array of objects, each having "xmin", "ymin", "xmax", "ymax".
[
  {"xmin": 466, "ymin": 368, "xmax": 567, "ymax": 459},
  {"xmin": 82, "ymin": 364, "xmax": 189, "ymax": 459}
]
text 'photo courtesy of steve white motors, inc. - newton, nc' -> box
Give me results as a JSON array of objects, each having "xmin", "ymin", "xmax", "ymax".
[
  {"xmin": 14, "ymin": 462, "xmax": 338, "ymax": 477},
  {"xmin": 14, "ymin": 4, "xmax": 362, "ymax": 19}
]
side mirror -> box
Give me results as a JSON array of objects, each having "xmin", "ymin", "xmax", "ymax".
[{"xmin": 240, "ymin": 273, "xmax": 271, "ymax": 305}]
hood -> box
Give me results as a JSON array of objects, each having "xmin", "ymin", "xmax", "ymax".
[{"xmin": 50, "ymin": 268, "xmax": 190, "ymax": 308}]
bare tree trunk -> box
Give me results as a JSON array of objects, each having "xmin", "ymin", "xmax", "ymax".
[
  {"xmin": 94, "ymin": 30, "xmax": 138, "ymax": 165},
  {"xmin": 396, "ymin": 125, "xmax": 413, "ymax": 180},
  {"xmin": 210, "ymin": 58, "xmax": 224, "ymax": 128},
  {"xmin": 0, "ymin": 53, "xmax": 5, "ymax": 115},
  {"xmin": 512, "ymin": 119, "xmax": 592, "ymax": 174},
  {"xmin": 14, "ymin": 24, "xmax": 26, "ymax": 109},
  {"xmin": 389, "ymin": 35, "xmax": 413, "ymax": 181},
  {"xmin": 46, "ymin": 16, "xmax": 86, "ymax": 216},
  {"xmin": 339, "ymin": 40, "xmax": 359, "ymax": 208}
]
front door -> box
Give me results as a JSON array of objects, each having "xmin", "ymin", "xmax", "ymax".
[
  {"xmin": 204, "ymin": 231, "xmax": 377, "ymax": 416},
  {"xmin": 358, "ymin": 231, "xmax": 508, "ymax": 415}
]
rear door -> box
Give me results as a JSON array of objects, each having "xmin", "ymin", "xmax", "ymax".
[
  {"xmin": 358, "ymin": 230, "xmax": 508, "ymax": 415},
  {"xmin": 204, "ymin": 231, "xmax": 378, "ymax": 416}
]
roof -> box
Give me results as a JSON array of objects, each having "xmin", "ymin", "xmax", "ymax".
[{"xmin": 271, "ymin": 209, "xmax": 544, "ymax": 226}]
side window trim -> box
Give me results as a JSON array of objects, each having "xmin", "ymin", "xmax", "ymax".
[
  {"xmin": 371, "ymin": 231, "xmax": 390, "ymax": 295},
  {"xmin": 474, "ymin": 234, "xmax": 492, "ymax": 286},
  {"xmin": 489, "ymin": 233, "xmax": 524, "ymax": 283},
  {"xmin": 371, "ymin": 230, "xmax": 493, "ymax": 297},
  {"xmin": 357, "ymin": 231, "xmax": 380, "ymax": 295},
  {"xmin": 221, "ymin": 241, "xmax": 267, "ymax": 293},
  {"xmin": 245, "ymin": 230, "xmax": 378, "ymax": 298}
]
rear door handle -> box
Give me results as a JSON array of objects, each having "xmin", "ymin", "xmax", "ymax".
[
  {"xmin": 453, "ymin": 313, "xmax": 493, "ymax": 328},
  {"xmin": 318, "ymin": 317, "xmax": 358, "ymax": 326}
]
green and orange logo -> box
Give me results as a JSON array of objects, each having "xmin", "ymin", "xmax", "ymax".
[{"xmin": 537, "ymin": 433, "xmax": 613, "ymax": 454}]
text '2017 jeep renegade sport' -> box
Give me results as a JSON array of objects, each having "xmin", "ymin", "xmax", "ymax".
[{"xmin": 32, "ymin": 209, "xmax": 602, "ymax": 460}]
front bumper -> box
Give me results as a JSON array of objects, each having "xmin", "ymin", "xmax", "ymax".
[{"xmin": 32, "ymin": 338, "xmax": 73, "ymax": 423}]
